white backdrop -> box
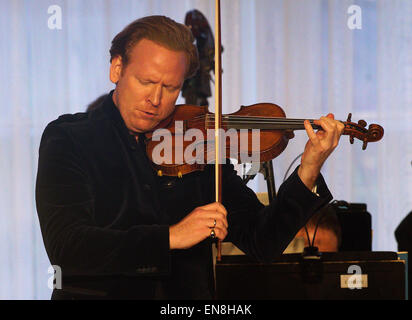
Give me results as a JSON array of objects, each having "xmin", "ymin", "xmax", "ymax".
[{"xmin": 0, "ymin": 0, "xmax": 411, "ymax": 299}]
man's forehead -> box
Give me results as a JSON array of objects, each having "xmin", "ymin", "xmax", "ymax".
[
  {"xmin": 126, "ymin": 39, "xmax": 187, "ymax": 83},
  {"xmin": 128, "ymin": 38, "xmax": 186, "ymax": 62}
]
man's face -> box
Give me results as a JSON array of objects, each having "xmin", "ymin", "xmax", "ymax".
[{"xmin": 110, "ymin": 38, "xmax": 187, "ymax": 133}]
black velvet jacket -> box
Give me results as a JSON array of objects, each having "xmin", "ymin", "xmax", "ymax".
[{"xmin": 35, "ymin": 92, "xmax": 332, "ymax": 299}]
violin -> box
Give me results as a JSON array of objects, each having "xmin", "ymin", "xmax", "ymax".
[{"xmin": 144, "ymin": 103, "xmax": 384, "ymax": 177}]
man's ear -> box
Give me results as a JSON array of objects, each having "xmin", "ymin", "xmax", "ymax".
[{"xmin": 110, "ymin": 56, "xmax": 123, "ymax": 84}]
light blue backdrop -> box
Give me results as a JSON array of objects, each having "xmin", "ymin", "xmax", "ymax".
[{"xmin": 0, "ymin": 0, "xmax": 411, "ymax": 299}]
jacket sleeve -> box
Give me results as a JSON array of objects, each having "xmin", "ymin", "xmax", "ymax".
[
  {"xmin": 35, "ymin": 123, "xmax": 170, "ymax": 277},
  {"xmin": 222, "ymin": 164, "xmax": 333, "ymax": 262}
]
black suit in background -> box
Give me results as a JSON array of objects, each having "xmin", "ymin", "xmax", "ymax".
[
  {"xmin": 395, "ymin": 211, "xmax": 412, "ymax": 299},
  {"xmin": 35, "ymin": 91, "xmax": 332, "ymax": 299}
]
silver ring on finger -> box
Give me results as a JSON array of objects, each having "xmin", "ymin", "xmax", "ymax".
[
  {"xmin": 213, "ymin": 219, "xmax": 216, "ymax": 228},
  {"xmin": 210, "ymin": 228, "xmax": 216, "ymax": 239}
]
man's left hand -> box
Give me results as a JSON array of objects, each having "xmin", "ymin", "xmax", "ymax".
[{"xmin": 298, "ymin": 113, "xmax": 345, "ymax": 190}]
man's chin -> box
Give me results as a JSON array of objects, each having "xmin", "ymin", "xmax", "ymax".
[{"xmin": 130, "ymin": 120, "xmax": 159, "ymax": 134}]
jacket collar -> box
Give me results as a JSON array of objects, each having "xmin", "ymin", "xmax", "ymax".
[{"xmin": 101, "ymin": 90, "xmax": 141, "ymax": 149}]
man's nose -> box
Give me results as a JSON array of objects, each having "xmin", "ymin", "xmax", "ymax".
[{"xmin": 149, "ymin": 85, "xmax": 162, "ymax": 107}]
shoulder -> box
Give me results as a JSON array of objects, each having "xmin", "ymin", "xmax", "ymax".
[
  {"xmin": 47, "ymin": 106, "xmax": 107, "ymax": 132},
  {"xmin": 38, "ymin": 113, "xmax": 87, "ymax": 157},
  {"xmin": 42, "ymin": 92, "xmax": 117, "ymax": 142},
  {"xmin": 42, "ymin": 105, "xmax": 109, "ymax": 143},
  {"xmin": 39, "ymin": 107, "xmax": 112, "ymax": 163},
  {"xmin": 40, "ymin": 112, "xmax": 88, "ymax": 148},
  {"xmin": 52, "ymin": 111, "xmax": 89, "ymax": 125},
  {"xmin": 46, "ymin": 112, "xmax": 89, "ymax": 132}
]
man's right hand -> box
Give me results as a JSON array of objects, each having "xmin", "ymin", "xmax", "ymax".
[{"xmin": 169, "ymin": 202, "xmax": 228, "ymax": 249}]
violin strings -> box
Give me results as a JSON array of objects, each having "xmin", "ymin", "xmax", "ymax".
[
  {"xmin": 204, "ymin": 119, "xmax": 316, "ymax": 124},
  {"xmin": 188, "ymin": 115, "xmax": 320, "ymax": 126},
  {"xmin": 185, "ymin": 114, "xmax": 331, "ymax": 130},
  {"xmin": 190, "ymin": 114, "xmax": 317, "ymax": 122}
]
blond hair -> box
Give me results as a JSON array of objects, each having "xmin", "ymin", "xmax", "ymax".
[{"xmin": 110, "ymin": 15, "xmax": 199, "ymax": 79}]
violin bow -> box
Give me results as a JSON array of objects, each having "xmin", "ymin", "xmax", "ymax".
[{"xmin": 214, "ymin": 0, "xmax": 223, "ymax": 261}]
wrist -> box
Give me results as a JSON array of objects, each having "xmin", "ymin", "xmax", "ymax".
[
  {"xmin": 169, "ymin": 226, "xmax": 177, "ymax": 250},
  {"xmin": 297, "ymin": 164, "xmax": 319, "ymax": 190}
]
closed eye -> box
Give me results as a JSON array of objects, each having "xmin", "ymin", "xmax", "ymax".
[
  {"xmin": 139, "ymin": 79, "xmax": 152, "ymax": 85},
  {"xmin": 164, "ymin": 85, "xmax": 179, "ymax": 92}
]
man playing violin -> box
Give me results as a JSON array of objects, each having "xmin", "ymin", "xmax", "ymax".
[{"xmin": 36, "ymin": 15, "xmax": 344, "ymax": 299}]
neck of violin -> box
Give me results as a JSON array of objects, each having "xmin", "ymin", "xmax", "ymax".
[{"xmin": 218, "ymin": 115, "xmax": 323, "ymax": 130}]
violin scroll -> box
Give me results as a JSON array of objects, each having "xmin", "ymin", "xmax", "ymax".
[{"xmin": 343, "ymin": 113, "xmax": 384, "ymax": 150}]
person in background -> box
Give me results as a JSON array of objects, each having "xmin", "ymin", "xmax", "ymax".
[
  {"xmin": 395, "ymin": 211, "xmax": 412, "ymax": 299},
  {"xmin": 285, "ymin": 204, "xmax": 342, "ymax": 253}
]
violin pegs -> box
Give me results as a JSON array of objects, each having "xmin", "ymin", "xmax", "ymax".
[
  {"xmin": 358, "ymin": 119, "xmax": 367, "ymax": 128},
  {"xmin": 362, "ymin": 140, "xmax": 368, "ymax": 150},
  {"xmin": 347, "ymin": 113, "xmax": 352, "ymax": 122},
  {"xmin": 349, "ymin": 135, "xmax": 354, "ymax": 144}
]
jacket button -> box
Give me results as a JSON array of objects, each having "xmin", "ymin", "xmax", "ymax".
[{"xmin": 162, "ymin": 180, "xmax": 176, "ymax": 188}]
